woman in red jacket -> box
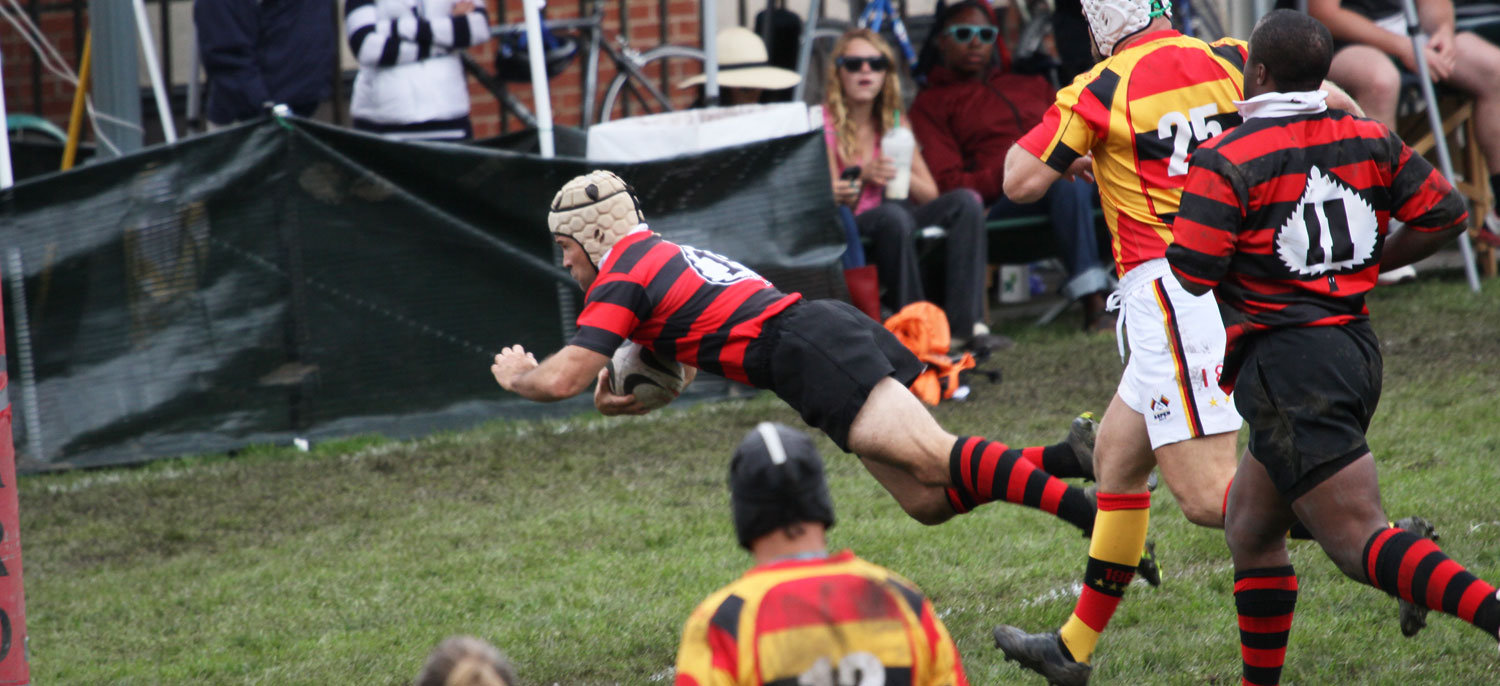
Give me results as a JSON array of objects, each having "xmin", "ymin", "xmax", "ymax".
[
  {"xmin": 824, "ymin": 28, "xmax": 1004, "ymax": 352},
  {"xmin": 909, "ymin": 0, "xmax": 1113, "ymax": 330}
]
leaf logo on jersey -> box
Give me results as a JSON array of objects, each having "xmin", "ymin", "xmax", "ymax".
[
  {"xmin": 680, "ymin": 245, "xmax": 766, "ymax": 286},
  {"xmin": 1276, "ymin": 166, "xmax": 1378, "ymax": 276}
]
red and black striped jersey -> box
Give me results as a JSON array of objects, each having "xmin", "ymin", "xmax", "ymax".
[
  {"xmin": 673, "ymin": 550, "xmax": 967, "ymax": 686},
  {"xmin": 571, "ymin": 230, "xmax": 802, "ymax": 384},
  {"xmin": 1017, "ymin": 30, "xmax": 1248, "ymax": 276},
  {"xmin": 1168, "ymin": 108, "xmax": 1467, "ymax": 345}
]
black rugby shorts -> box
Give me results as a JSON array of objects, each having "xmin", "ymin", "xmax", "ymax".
[
  {"xmin": 1234, "ymin": 320, "xmax": 1383, "ymax": 501},
  {"xmin": 744, "ymin": 299, "xmax": 924, "ymax": 452}
]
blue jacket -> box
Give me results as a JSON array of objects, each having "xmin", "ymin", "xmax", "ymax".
[{"xmin": 194, "ymin": 0, "xmax": 336, "ymax": 124}]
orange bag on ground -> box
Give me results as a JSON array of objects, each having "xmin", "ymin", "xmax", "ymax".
[{"xmin": 883, "ymin": 302, "xmax": 976, "ymax": 405}]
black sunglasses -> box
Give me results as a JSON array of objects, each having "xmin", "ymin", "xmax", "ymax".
[
  {"xmin": 944, "ymin": 24, "xmax": 998, "ymax": 43},
  {"xmin": 836, "ymin": 55, "xmax": 892, "ymax": 72}
]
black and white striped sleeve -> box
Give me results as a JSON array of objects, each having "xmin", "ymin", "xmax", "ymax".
[
  {"xmin": 394, "ymin": 5, "xmax": 491, "ymax": 49},
  {"xmin": 346, "ymin": 0, "xmax": 491, "ymax": 68}
]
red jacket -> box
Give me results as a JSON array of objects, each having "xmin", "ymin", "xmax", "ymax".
[{"xmin": 909, "ymin": 65, "xmax": 1056, "ymax": 205}]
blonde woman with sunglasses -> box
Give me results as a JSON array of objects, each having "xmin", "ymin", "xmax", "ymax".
[{"xmin": 824, "ymin": 28, "xmax": 1004, "ymax": 353}]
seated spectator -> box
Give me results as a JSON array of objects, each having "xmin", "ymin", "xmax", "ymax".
[
  {"xmin": 824, "ymin": 28, "xmax": 1006, "ymax": 352},
  {"xmin": 414, "ymin": 636, "xmax": 516, "ymax": 686},
  {"xmin": 194, "ymin": 0, "xmax": 334, "ymax": 126},
  {"xmin": 345, "ymin": 0, "xmax": 492, "ymax": 141},
  {"xmin": 909, "ymin": 0, "xmax": 1115, "ymax": 331},
  {"xmin": 1309, "ymin": 0, "xmax": 1500, "ymax": 248},
  {"xmin": 673, "ymin": 423, "xmax": 969, "ymax": 686},
  {"xmin": 679, "ymin": 27, "xmax": 802, "ymax": 106}
]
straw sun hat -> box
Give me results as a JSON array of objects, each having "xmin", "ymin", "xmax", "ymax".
[{"xmin": 677, "ymin": 27, "xmax": 802, "ymax": 90}]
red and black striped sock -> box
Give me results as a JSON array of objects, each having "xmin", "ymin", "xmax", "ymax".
[
  {"xmin": 1364, "ymin": 528, "xmax": 1500, "ymax": 637},
  {"xmin": 1015, "ymin": 443, "xmax": 1088, "ymax": 479},
  {"xmin": 944, "ymin": 436, "xmax": 1095, "ymax": 534},
  {"xmin": 1235, "ymin": 566, "xmax": 1298, "ymax": 686}
]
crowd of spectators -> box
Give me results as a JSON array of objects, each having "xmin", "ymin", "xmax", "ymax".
[{"xmin": 189, "ymin": 0, "xmax": 1496, "ymax": 335}]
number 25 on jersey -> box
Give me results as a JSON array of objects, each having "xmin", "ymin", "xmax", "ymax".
[{"xmin": 1158, "ymin": 104, "xmax": 1224, "ymax": 176}]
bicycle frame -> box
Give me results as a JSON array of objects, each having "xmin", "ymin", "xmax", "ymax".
[{"xmin": 482, "ymin": 0, "xmax": 679, "ymax": 129}]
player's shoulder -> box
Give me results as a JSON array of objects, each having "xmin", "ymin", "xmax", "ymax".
[
  {"xmin": 684, "ymin": 582, "xmax": 747, "ymax": 633},
  {"xmin": 843, "ymin": 556, "xmax": 932, "ymax": 610},
  {"xmin": 1138, "ymin": 33, "xmax": 1246, "ymax": 73}
]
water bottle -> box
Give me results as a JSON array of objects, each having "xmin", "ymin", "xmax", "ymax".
[{"xmin": 881, "ymin": 112, "xmax": 915, "ymax": 201}]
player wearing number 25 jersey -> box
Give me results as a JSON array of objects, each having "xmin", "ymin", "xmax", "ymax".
[
  {"xmin": 1017, "ymin": 30, "xmax": 1247, "ymax": 276},
  {"xmin": 992, "ymin": 3, "xmax": 1253, "ymax": 682}
]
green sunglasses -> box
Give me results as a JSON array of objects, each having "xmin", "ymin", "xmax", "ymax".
[{"xmin": 944, "ymin": 24, "xmax": 998, "ymax": 44}]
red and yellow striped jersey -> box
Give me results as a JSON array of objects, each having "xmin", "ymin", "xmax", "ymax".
[
  {"xmin": 673, "ymin": 550, "xmax": 967, "ymax": 686},
  {"xmin": 1016, "ymin": 30, "xmax": 1248, "ymax": 276}
]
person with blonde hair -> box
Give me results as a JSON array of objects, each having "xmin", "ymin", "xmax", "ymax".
[
  {"xmin": 823, "ymin": 29, "xmax": 1002, "ymax": 352},
  {"xmin": 414, "ymin": 636, "xmax": 517, "ymax": 686}
]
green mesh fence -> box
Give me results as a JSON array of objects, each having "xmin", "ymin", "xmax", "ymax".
[{"xmin": 0, "ymin": 116, "xmax": 843, "ymax": 471}]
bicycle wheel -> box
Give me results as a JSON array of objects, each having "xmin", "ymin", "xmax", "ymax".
[{"xmin": 597, "ymin": 44, "xmax": 706, "ymax": 124}]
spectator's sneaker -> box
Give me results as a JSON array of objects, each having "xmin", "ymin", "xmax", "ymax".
[
  {"xmin": 1066, "ymin": 413, "xmax": 1099, "ymax": 481},
  {"xmin": 1377, "ymin": 264, "xmax": 1418, "ymax": 286},
  {"xmin": 993, "ymin": 627, "xmax": 1092, "ymax": 686},
  {"xmin": 1478, "ymin": 212, "xmax": 1500, "ymax": 248},
  {"xmin": 1395, "ymin": 516, "xmax": 1439, "ymax": 638},
  {"xmin": 1136, "ymin": 540, "xmax": 1162, "ymax": 588}
]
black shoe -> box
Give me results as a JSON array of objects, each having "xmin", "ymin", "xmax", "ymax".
[
  {"xmin": 993, "ymin": 626, "xmax": 1092, "ymax": 686},
  {"xmin": 1136, "ymin": 540, "xmax": 1162, "ymax": 588},
  {"xmin": 1395, "ymin": 516, "xmax": 1439, "ymax": 638},
  {"xmin": 1066, "ymin": 413, "xmax": 1098, "ymax": 481},
  {"xmin": 964, "ymin": 332, "xmax": 1015, "ymax": 354}
]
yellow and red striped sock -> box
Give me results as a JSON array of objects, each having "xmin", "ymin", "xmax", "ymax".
[{"xmin": 1057, "ymin": 491, "xmax": 1150, "ymax": 663}]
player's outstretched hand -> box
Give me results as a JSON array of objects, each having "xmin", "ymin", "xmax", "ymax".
[
  {"xmin": 594, "ymin": 368, "xmax": 651, "ymax": 415},
  {"xmin": 491, "ymin": 344, "xmax": 538, "ymax": 392}
]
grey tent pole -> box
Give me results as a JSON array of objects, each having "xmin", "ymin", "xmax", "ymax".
[
  {"xmin": 1400, "ymin": 0, "xmax": 1481, "ymax": 292},
  {"xmin": 187, "ymin": 28, "xmax": 202, "ymax": 131},
  {"xmin": 704, "ymin": 0, "xmax": 719, "ymax": 106},
  {"xmin": 792, "ymin": 0, "xmax": 821, "ymax": 103}
]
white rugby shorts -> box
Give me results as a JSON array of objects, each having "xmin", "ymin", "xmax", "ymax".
[{"xmin": 1111, "ymin": 259, "xmax": 1242, "ymax": 449}]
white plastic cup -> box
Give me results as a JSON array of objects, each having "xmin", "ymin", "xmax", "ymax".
[
  {"xmin": 998, "ymin": 264, "xmax": 1031, "ymax": 304},
  {"xmin": 882, "ymin": 125, "xmax": 915, "ymax": 201}
]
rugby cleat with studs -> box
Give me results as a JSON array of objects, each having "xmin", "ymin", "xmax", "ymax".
[
  {"xmin": 1136, "ymin": 540, "xmax": 1162, "ymax": 588},
  {"xmin": 993, "ymin": 626, "xmax": 1091, "ymax": 686},
  {"xmin": 1066, "ymin": 412, "xmax": 1098, "ymax": 480},
  {"xmin": 1394, "ymin": 516, "xmax": 1439, "ymax": 638}
]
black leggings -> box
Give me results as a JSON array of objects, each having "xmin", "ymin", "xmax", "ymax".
[{"xmin": 855, "ymin": 190, "xmax": 987, "ymax": 335}]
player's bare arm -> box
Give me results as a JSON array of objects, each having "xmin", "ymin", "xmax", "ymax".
[
  {"xmin": 1381, "ymin": 221, "xmax": 1466, "ymax": 271},
  {"xmin": 1320, "ymin": 80, "xmax": 1364, "ymax": 116},
  {"xmin": 1002, "ymin": 144, "xmax": 1062, "ymax": 204},
  {"xmin": 492, "ymin": 344, "xmax": 608, "ymax": 401},
  {"xmin": 594, "ymin": 365, "xmax": 697, "ymax": 416}
]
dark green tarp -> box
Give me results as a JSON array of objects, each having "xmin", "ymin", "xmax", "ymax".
[{"xmin": 0, "ymin": 115, "xmax": 843, "ymax": 471}]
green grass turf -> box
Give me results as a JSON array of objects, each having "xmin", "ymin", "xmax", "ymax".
[{"xmin": 19, "ymin": 273, "xmax": 1500, "ymax": 685}]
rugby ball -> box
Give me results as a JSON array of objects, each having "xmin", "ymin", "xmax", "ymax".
[{"xmin": 606, "ymin": 341, "xmax": 686, "ymax": 410}]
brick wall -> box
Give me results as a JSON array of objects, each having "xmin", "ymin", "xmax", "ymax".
[
  {"xmin": 1, "ymin": 0, "xmax": 699, "ymax": 142},
  {"xmin": 1, "ymin": 8, "xmax": 86, "ymax": 137}
]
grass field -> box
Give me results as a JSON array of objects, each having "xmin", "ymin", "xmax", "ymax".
[{"xmin": 20, "ymin": 274, "xmax": 1500, "ymax": 685}]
